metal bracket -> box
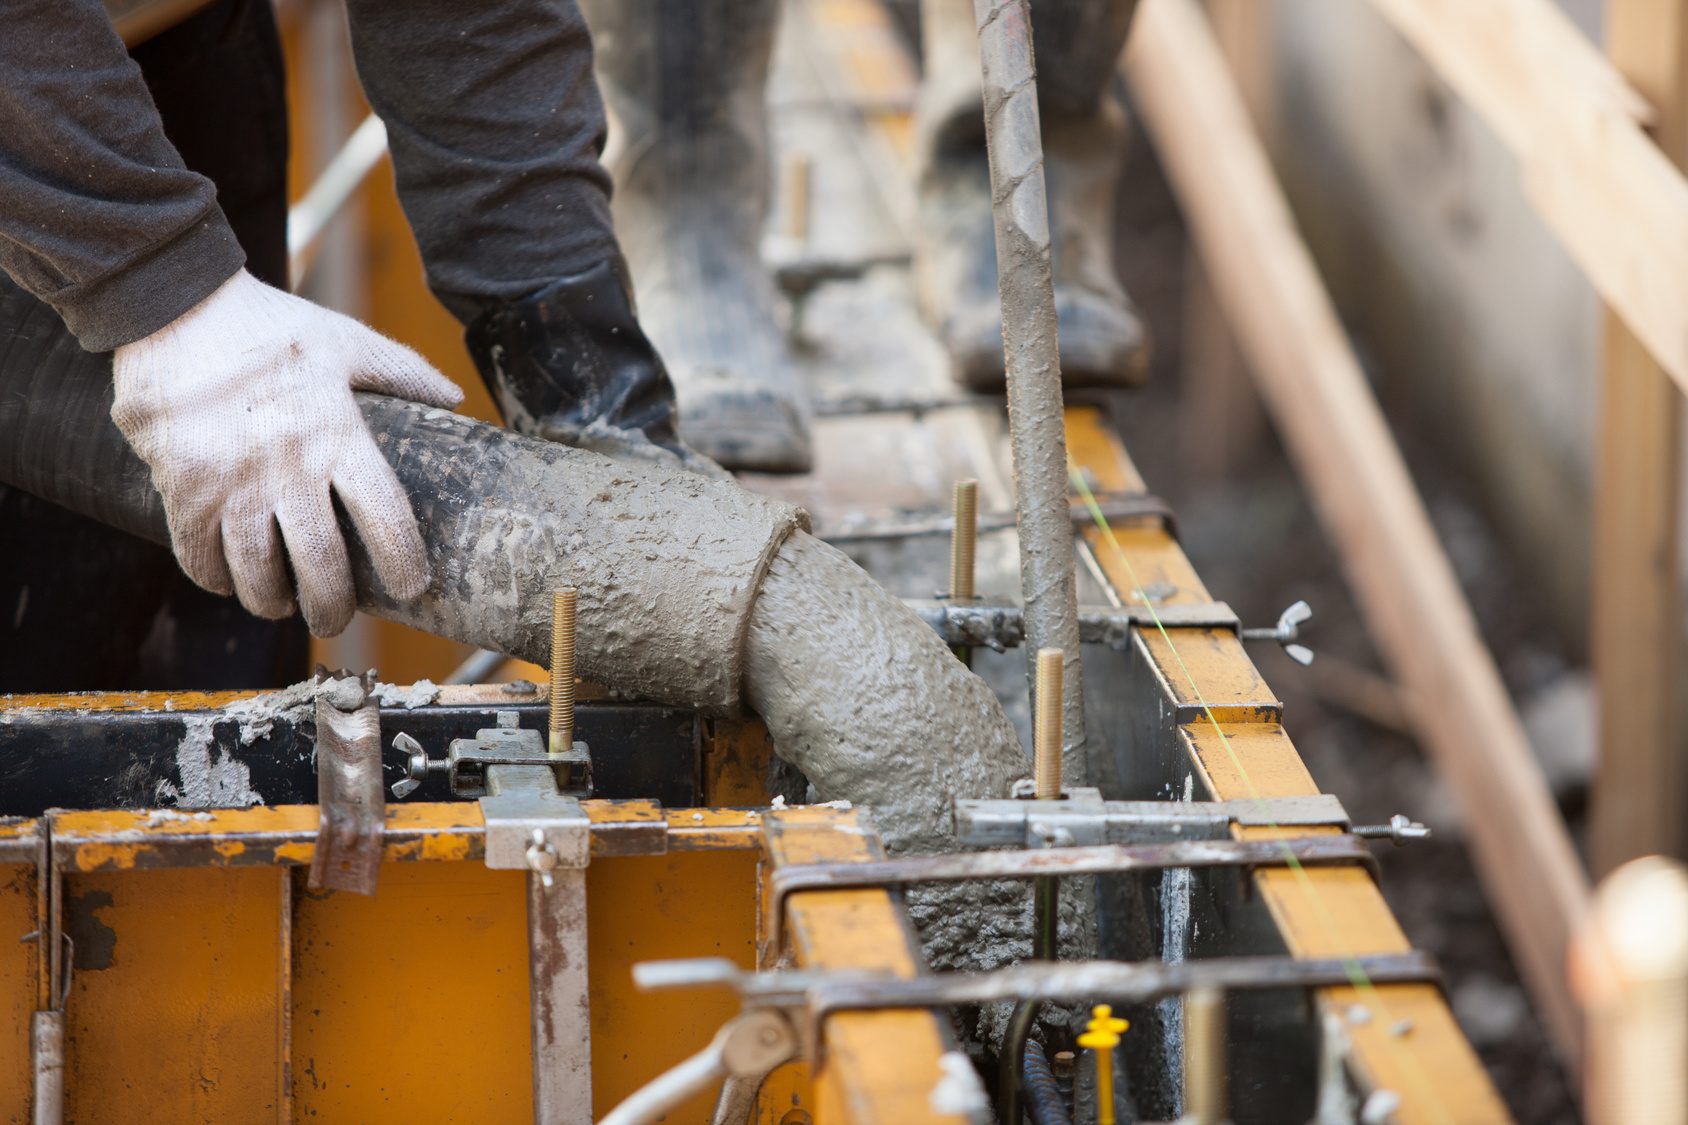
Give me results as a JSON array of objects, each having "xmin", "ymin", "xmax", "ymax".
[
  {"xmin": 471, "ymin": 711, "xmax": 593, "ymax": 1125},
  {"xmin": 392, "ymin": 710, "xmax": 592, "ymax": 802},
  {"xmin": 309, "ymin": 669, "xmax": 384, "ymax": 896},
  {"xmin": 956, "ymin": 790, "xmax": 1367, "ymax": 847},
  {"xmin": 470, "ymin": 712, "xmax": 592, "ymax": 875}
]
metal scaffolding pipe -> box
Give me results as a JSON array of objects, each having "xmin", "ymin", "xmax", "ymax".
[{"xmin": 971, "ymin": 0, "xmax": 1088, "ymax": 780}]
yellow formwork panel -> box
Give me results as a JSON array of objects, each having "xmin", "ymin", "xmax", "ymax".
[
  {"xmin": 63, "ymin": 865, "xmax": 289, "ymax": 1124},
  {"xmin": 0, "ymin": 859, "xmax": 40, "ymax": 1121},
  {"xmin": 590, "ymin": 850, "xmax": 758, "ymax": 1122},
  {"xmin": 292, "ymin": 861, "xmax": 531, "ymax": 1122}
]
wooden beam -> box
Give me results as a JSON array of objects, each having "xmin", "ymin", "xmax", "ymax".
[
  {"xmin": 1124, "ymin": 0, "xmax": 1592, "ymax": 1062},
  {"xmin": 1589, "ymin": 0, "xmax": 1688, "ymax": 876},
  {"xmin": 1360, "ymin": 0, "xmax": 1688, "ymax": 402}
]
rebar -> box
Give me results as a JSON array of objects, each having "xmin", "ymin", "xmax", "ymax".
[
  {"xmin": 971, "ymin": 0, "xmax": 1087, "ymax": 785},
  {"xmin": 549, "ymin": 587, "xmax": 577, "ymax": 757},
  {"xmin": 1022, "ymin": 1039, "xmax": 1073, "ymax": 1125},
  {"xmin": 1035, "ymin": 647, "xmax": 1064, "ymax": 800},
  {"xmin": 951, "ymin": 479, "xmax": 978, "ymax": 601}
]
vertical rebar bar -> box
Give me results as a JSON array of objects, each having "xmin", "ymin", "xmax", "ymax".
[
  {"xmin": 951, "ymin": 479, "xmax": 979, "ymax": 601},
  {"xmin": 549, "ymin": 588, "xmax": 577, "ymax": 757},
  {"xmin": 970, "ymin": 0, "xmax": 1088, "ymax": 787}
]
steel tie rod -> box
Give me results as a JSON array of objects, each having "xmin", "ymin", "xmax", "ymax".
[{"xmin": 761, "ymin": 834, "xmax": 1378, "ymax": 955}]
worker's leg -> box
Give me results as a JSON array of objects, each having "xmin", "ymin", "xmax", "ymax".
[
  {"xmin": 575, "ymin": 0, "xmax": 814, "ymax": 473},
  {"xmin": 917, "ymin": 0, "xmax": 1150, "ymax": 390},
  {"xmin": 0, "ymin": 0, "xmax": 307, "ymax": 692}
]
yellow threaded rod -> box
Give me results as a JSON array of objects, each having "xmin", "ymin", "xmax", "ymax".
[
  {"xmin": 950, "ymin": 479, "xmax": 978, "ymax": 601},
  {"xmin": 549, "ymin": 588, "xmax": 577, "ymax": 757},
  {"xmin": 1035, "ymin": 647, "xmax": 1063, "ymax": 800}
]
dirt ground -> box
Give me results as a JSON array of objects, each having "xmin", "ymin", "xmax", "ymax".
[{"xmin": 1104, "ymin": 91, "xmax": 1584, "ymax": 1124}]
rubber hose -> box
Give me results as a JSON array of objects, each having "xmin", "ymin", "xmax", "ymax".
[{"xmin": 1023, "ymin": 1039, "xmax": 1072, "ymax": 1125}]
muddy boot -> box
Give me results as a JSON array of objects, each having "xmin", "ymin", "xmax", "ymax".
[
  {"xmin": 465, "ymin": 256, "xmax": 728, "ymax": 479},
  {"xmin": 579, "ymin": 0, "xmax": 813, "ymax": 473},
  {"xmin": 915, "ymin": 0, "xmax": 1150, "ymax": 391}
]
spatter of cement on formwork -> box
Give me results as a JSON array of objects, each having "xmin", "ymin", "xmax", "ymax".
[{"xmin": 157, "ymin": 676, "xmax": 441, "ymax": 809}]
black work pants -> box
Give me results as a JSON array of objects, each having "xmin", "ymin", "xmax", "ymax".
[{"xmin": 0, "ymin": 0, "xmax": 307, "ymax": 693}]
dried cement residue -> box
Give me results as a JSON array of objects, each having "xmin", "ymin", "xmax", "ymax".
[
  {"xmin": 158, "ymin": 714, "xmax": 266, "ymax": 809},
  {"xmin": 157, "ymin": 676, "xmax": 443, "ymax": 809},
  {"xmin": 372, "ymin": 679, "xmax": 440, "ymax": 709}
]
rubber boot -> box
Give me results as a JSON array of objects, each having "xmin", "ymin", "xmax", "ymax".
[
  {"xmin": 578, "ymin": 0, "xmax": 814, "ymax": 473},
  {"xmin": 465, "ymin": 257, "xmax": 728, "ymax": 479},
  {"xmin": 915, "ymin": 0, "xmax": 1150, "ymax": 391}
]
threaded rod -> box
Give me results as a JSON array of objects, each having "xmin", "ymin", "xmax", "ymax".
[
  {"xmin": 1035, "ymin": 647, "xmax": 1063, "ymax": 800},
  {"xmin": 549, "ymin": 588, "xmax": 577, "ymax": 756},
  {"xmin": 950, "ymin": 479, "xmax": 978, "ymax": 601}
]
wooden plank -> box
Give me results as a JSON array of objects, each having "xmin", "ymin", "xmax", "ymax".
[
  {"xmin": 1589, "ymin": 0, "xmax": 1688, "ymax": 876},
  {"xmin": 1358, "ymin": 0, "xmax": 1688, "ymax": 399},
  {"xmin": 761, "ymin": 809, "xmax": 964, "ymax": 1125},
  {"xmin": 1124, "ymin": 0, "xmax": 1590, "ymax": 1061}
]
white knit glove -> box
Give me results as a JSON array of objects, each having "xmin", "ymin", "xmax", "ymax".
[{"xmin": 112, "ymin": 269, "xmax": 464, "ymax": 636}]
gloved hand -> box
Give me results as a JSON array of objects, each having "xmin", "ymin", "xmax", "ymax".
[{"xmin": 112, "ymin": 269, "xmax": 464, "ymax": 636}]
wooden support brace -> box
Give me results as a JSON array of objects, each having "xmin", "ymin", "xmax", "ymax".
[
  {"xmin": 1589, "ymin": 0, "xmax": 1688, "ymax": 877},
  {"xmin": 1124, "ymin": 0, "xmax": 1591, "ymax": 1063}
]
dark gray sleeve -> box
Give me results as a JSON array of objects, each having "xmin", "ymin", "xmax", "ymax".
[
  {"xmin": 0, "ymin": 0, "xmax": 244, "ymax": 351},
  {"xmin": 342, "ymin": 0, "xmax": 620, "ymax": 323}
]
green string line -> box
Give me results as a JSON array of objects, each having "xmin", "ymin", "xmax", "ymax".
[{"xmin": 1067, "ymin": 466, "xmax": 1454, "ymax": 1124}]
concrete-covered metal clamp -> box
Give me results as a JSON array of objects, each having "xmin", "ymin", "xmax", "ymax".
[
  {"xmin": 309, "ymin": 667, "xmax": 385, "ymax": 896},
  {"xmin": 631, "ymin": 951, "xmax": 1442, "ymax": 1066}
]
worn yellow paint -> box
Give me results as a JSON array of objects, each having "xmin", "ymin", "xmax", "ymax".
[
  {"xmin": 763, "ymin": 810, "xmax": 962, "ymax": 1125},
  {"xmin": 292, "ymin": 861, "xmax": 532, "ymax": 1122},
  {"xmin": 1182, "ymin": 722, "xmax": 1319, "ymax": 799},
  {"xmin": 703, "ymin": 719, "xmax": 777, "ymax": 807},
  {"xmin": 64, "ymin": 865, "xmax": 289, "ymax": 1123},
  {"xmin": 1137, "ymin": 628, "xmax": 1282, "ymax": 722},
  {"xmin": 590, "ymin": 850, "xmax": 759, "ymax": 1121},
  {"xmin": 667, "ymin": 808, "xmax": 765, "ymax": 851},
  {"xmin": 1065, "ymin": 405, "xmax": 1149, "ymax": 494},
  {"xmin": 70, "ymin": 842, "xmax": 141, "ymax": 871},
  {"xmin": 0, "ymin": 689, "xmax": 259, "ymax": 713},
  {"xmin": 274, "ymin": 842, "xmax": 314, "ymax": 865},
  {"xmin": 0, "ymin": 860, "xmax": 39, "ymax": 1122}
]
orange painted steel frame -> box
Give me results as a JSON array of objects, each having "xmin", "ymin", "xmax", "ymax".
[{"xmin": 0, "ymin": 789, "xmax": 956, "ymax": 1123}]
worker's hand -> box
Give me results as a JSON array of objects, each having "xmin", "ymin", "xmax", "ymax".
[{"xmin": 112, "ymin": 269, "xmax": 464, "ymax": 636}]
